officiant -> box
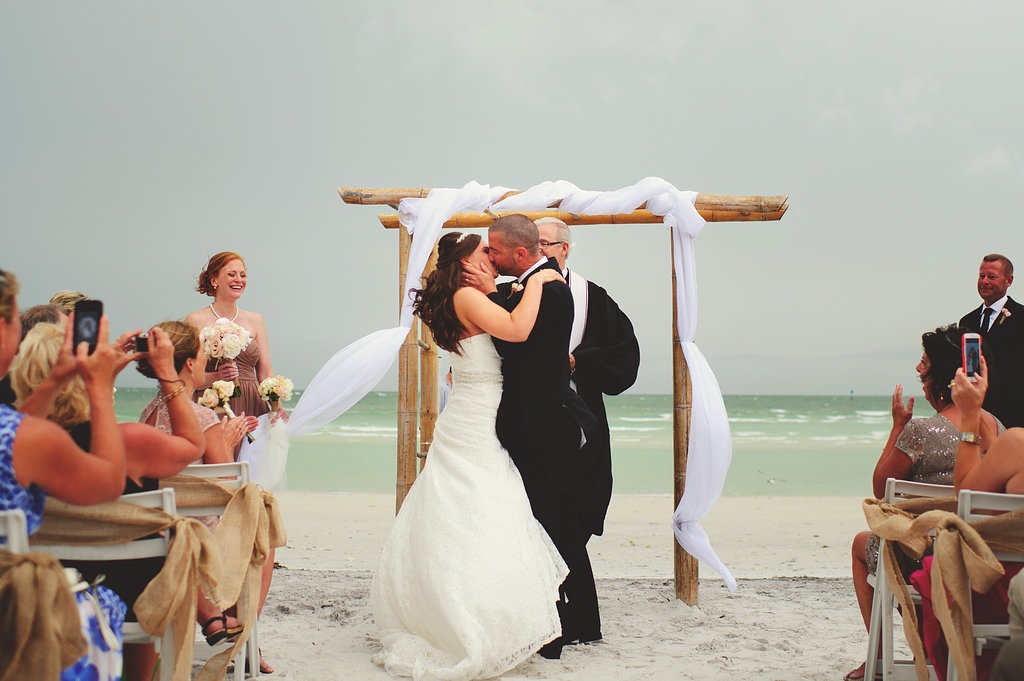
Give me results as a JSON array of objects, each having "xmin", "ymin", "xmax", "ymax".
[{"xmin": 536, "ymin": 218, "xmax": 641, "ymax": 546}]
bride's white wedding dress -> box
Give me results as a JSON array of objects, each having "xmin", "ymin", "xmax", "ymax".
[{"xmin": 371, "ymin": 334, "xmax": 568, "ymax": 681}]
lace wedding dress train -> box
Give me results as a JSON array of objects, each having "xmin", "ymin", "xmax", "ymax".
[{"xmin": 370, "ymin": 334, "xmax": 568, "ymax": 681}]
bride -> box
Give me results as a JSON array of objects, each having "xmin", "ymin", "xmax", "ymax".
[{"xmin": 371, "ymin": 231, "xmax": 569, "ymax": 681}]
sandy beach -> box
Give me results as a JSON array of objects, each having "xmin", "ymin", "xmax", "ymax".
[{"xmin": 242, "ymin": 493, "xmax": 909, "ymax": 680}]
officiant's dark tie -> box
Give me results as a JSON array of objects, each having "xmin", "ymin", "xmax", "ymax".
[{"xmin": 982, "ymin": 307, "xmax": 994, "ymax": 332}]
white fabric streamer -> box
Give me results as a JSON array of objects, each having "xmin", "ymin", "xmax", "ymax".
[{"xmin": 240, "ymin": 177, "xmax": 736, "ymax": 591}]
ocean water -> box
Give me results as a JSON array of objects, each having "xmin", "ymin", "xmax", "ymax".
[{"xmin": 114, "ymin": 389, "xmax": 892, "ymax": 497}]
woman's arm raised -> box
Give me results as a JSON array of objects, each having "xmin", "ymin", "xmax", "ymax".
[
  {"xmin": 12, "ymin": 316, "xmax": 127, "ymax": 504},
  {"xmin": 871, "ymin": 383, "xmax": 915, "ymax": 498},
  {"xmin": 454, "ymin": 269, "xmax": 564, "ymax": 343}
]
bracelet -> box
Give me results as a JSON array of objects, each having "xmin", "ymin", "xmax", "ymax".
[{"xmin": 159, "ymin": 384, "xmax": 186, "ymax": 403}]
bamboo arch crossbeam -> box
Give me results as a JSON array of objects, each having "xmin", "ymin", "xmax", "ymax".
[
  {"xmin": 339, "ymin": 183, "xmax": 788, "ymax": 606},
  {"xmin": 338, "ymin": 187, "xmax": 789, "ymax": 225}
]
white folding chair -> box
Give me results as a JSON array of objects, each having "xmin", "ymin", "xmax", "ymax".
[
  {"xmin": 0, "ymin": 508, "xmax": 30, "ymax": 554},
  {"xmin": 174, "ymin": 462, "xmax": 259, "ymax": 679},
  {"xmin": 31, "ymin": 488, "xmax": 178, "ymax": 681},
  {"xmin": 865, "ymin": 479, "xmax": 951, "ymax": 681},
  {"xmin": 946, "ymin": 489, "xmax": 1024, "ymax": 681}
]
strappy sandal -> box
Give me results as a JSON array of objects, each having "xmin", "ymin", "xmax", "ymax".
[{"xmin": 201, "ymin": 614, "xmax": 244, "ymax": 646}]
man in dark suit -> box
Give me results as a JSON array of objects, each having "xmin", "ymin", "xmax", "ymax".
[
  {"xmin": 958, "ymin": 253, "xmax": 1024, "ymax": 428},
  {"xmin": 536, "ymin": 218, "xmax": 640, "ymax": 546},
  {"xmin": 482, "ymin": 214, "xmax": 597, "ymax": 659}
]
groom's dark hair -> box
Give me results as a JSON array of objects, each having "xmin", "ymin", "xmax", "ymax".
[{"xmin": 490, "ymin": 214, "xmax": 540, "ymax": 256}]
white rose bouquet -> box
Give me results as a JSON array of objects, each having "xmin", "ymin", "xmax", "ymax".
[
  {"xmin": 200, "ymin": 380, "xmax": 255, "ymax": 443},
  {"xmin": 258, "ymin": 375, "xmax": 294, "ymax": 411},
  {"xmin": 199, "ymin": 318, "xmax": 252, "ymax": 395}
]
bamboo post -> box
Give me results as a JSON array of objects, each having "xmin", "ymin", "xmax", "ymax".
[
  {"xmin": 671, "ymin": 237, "xmax": 698, "ymax": 606},
  {"xmin": 418, "ymin": 246, "xmax": 440, "ymax": 471},
  {"xmin": 396, "ymin": 225, "xmax": 419, "ymax": 513}
]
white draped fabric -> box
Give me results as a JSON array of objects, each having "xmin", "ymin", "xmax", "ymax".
[{"xmin": 239, "ymin": 177, "xmax": 735, "ymax": 590}]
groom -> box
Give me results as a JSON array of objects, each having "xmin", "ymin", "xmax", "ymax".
[{"xmin": 482, "ymin": 214, "xmax": 598, "ymax": 659}]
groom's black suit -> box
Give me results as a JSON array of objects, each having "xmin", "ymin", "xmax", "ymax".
[
  {"xmin": 958, "ymin": 296, "xmax": 1024, "ymax": 428},
  {"xmin": 488, "ymin": 258, "xmax": 599, "ymax": 653}
]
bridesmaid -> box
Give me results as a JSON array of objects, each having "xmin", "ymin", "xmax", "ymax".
[
  {"xmin": 184, "ymin": 252, "xmax": 278, "ymax": 674},
  {"xmin": 185, "ymin": 251, "xmax": 279, "ymax": 446}
]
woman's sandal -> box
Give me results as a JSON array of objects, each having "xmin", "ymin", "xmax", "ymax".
[{"xmin": 201, "ymin": 614, "xmax": 245, "ymax": 646}]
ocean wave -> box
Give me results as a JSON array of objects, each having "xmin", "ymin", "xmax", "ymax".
[{"xmin": 315, "ymin": 425, "xmax": 398, "ymax": 439}]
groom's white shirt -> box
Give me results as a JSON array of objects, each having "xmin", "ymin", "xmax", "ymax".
[{"xmin": 516, "ymin": 256, "xmax": 550, "ymax": 284}]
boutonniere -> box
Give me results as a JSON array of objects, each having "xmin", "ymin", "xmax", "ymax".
[
  {"xmin": 509, "ymin": 282, "xmax": 524, "ymax": 297},
  {"xmin": 999, "ymin": 308, "xmax": 1012, "ymax": 325}
]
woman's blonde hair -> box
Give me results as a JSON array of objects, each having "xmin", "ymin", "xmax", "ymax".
[{"xmin": 9, "ymin": 323, "xmax": 90, "ymax": 428}]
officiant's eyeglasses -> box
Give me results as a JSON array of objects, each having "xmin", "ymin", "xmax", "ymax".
[{"xmin": 538, "ymin": 241, "xmax": 564, "ymax": 248}]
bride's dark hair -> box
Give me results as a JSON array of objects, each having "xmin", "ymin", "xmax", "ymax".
[{"xmin": 412, "ymin": 232, "xmax": 483, "ymax": 354}]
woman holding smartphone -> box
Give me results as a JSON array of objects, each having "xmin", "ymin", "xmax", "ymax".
[{"xmin": 844, "ymin": 324, "xmax": 1004, "ymax": 680}]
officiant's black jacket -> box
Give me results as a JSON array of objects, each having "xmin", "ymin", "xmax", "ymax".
[
  {"xmin": 571, "ymin": 279, "xmax": 640, "ymax": 537},
  {"xmin": 488, "ymin": 258, "xmax": 596, "ymax": 528},
  {"xmin": 959, "ymin": 296, "xmax": 1024, "ymax": 428}
]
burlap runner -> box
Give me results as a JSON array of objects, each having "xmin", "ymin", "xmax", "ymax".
[
  {"xmin": 31, "ymin": 496, "xmax": 221, "ymax": 681},
  {"xmin": 0, "ymin": 549, "xmax": 84, "ymax": 681},
  {"xmin": 863, "ymin": 498, "xmax": 1024, "ymax": 681},
  {"xmin": 160, "ymin": 475, "xmax": 287, "ymax": 681}
]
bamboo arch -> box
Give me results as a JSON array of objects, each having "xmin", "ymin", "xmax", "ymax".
[{"xmin": 338, "ymin": 186, "xmax": 789, "ymax": 605}]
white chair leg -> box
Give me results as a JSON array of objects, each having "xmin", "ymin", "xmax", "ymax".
[{"xmin": 865, "ymin": 573, "xmax": 884, "ymax": 680}]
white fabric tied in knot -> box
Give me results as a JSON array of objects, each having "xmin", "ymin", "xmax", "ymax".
[{"xmin": 243, "ymin": 176, "xmax": 734, "ymax": 594}]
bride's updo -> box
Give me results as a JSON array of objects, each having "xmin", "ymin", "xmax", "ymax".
[{"xmin": 413, "ymin": 232, "xmax": 482, "ymax": 353}]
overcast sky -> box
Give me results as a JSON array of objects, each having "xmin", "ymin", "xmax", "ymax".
[{"xmin": 3, "ymin": 2, "xmax": 1021, "ymax": 396}]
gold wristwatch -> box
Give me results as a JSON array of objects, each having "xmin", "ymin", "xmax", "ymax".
[{"xmin": 959, "ymin": 431, "xmax": 980, "ymax": 445}]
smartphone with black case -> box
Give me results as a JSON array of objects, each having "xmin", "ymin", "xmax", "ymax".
[
  {"xmin": 73, "ymin": 300, "xmax": 103, "ymax": 355},
  {"xmin": 962, "ymin": 332, "xmax": 982, "ymax": 380}
]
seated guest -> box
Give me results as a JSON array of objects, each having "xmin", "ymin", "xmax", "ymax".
[
  {"xmin": 0, "ymin": 303, "xmax": 66, "ymax": 407},
  {"xmin": 20, "ymin": 303, "xmax": 66, "ymax": 332},
  {"xmin": 49, "ymin": 290, "xmax": 90, "ymax": 314},
  {"xmin": 11, "ymin": 319, "xmax": 210, "ymax": 679},
  {"xmin": 951, "ymin": 355, "xmax": 1024, "ymax": 494},
  {"xmin": 136, "ymin": 321, "xmax": 257, "ymax": 678},
  {"xmin": 0, "ymin": 268, "xmax": 128, "ymax": 680},
  {"xmin": 990, "ymin": 571, "xmax": 1024, "ymax": 681},
  {"xmin": 846, "ymin": 325, "xmax": 1004, "ymax": 680},
  {"xmin": 907, "ymin": 358, "xmax": 1024, "ymax": 681}
]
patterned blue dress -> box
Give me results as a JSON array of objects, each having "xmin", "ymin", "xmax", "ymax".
[{"xmin": 0, "ymin": 404, "xmax": 126, "ymax": 681}]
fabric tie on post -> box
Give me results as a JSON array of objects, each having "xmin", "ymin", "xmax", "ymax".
[{"xmin": 0, "ymin": 550, "xmax": 85, "ymax": 681}]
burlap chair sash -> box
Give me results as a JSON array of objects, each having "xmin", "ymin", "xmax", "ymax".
[
  {"xmin": 31, "ymin": 497, "xmax": 222, "ymax": 681},
  {"xmin": 864, "ymin": 498, "xmax": 1024, "ymax": 681},
  {"xmin": 0, "ymin": 549, "xmax": 84, "ymax": 681},
  {"xmin": 160, "ymin": 475, "xmax": 287, "ymax": 681}
]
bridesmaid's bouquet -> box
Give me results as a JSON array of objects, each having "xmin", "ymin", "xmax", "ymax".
[
  {"xmin": 258, "ymin": 375, "xmax": 294, "ymax": 412},
  {"xmin": 199, "ymin": 380, "xmax": 255, "ymax": 443},
  {"xmin": 199, "ymin": 319, "xmax": 252, "ymax": 396}
]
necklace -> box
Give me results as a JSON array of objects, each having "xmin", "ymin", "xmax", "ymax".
[{"xmin": 209, "ymin": 303, "xmax": 239, "ymax": 322}]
